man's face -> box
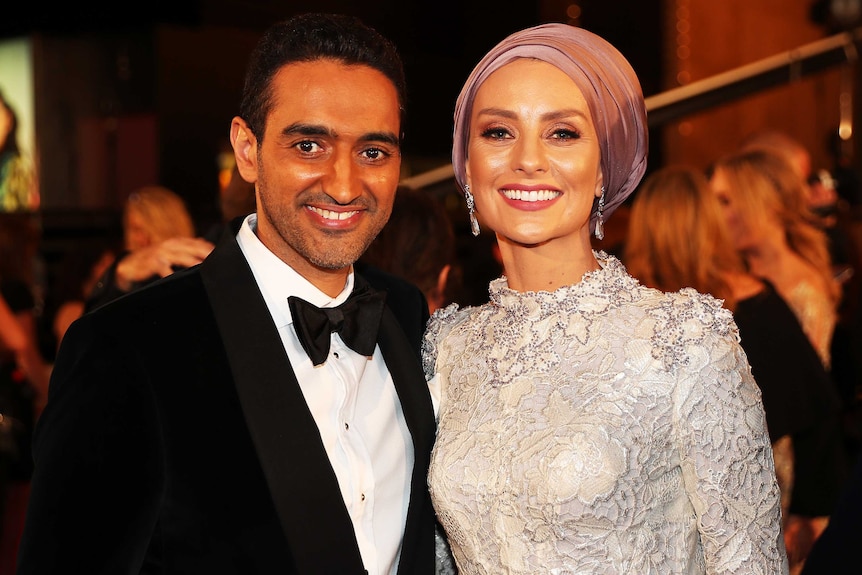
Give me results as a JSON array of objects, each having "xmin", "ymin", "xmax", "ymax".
[{"xmin": 232, "ymin": 59, "xmax": 402, "ymax": 281}]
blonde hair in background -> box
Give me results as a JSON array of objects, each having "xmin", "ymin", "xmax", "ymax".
[
  {"xmin": 711, "ymin": 149, "xmax": 841, "ymax": 306},
  {"xmin": 123, "ymin": 186, "xmax": 195, "ymax": 250},
  {"xmin": 740, "ymin": 130, "xmax": 812, "ymax": 180},
  {"xmin": 625, "ymin": 165, "xmax": 745, "ymax": 311}
]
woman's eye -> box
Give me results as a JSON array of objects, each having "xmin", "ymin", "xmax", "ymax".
[
  {"xmin": 553, "ymin": 129, "xmax": 580, "ymax": 140},
  {"xmin": 480, "ymin": 127, "xmax": 510, "ymax": 140}
]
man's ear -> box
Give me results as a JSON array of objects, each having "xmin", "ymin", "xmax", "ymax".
[{"xmin": 230, "ymin": 117, "xmax": 259, "ymax": 184}]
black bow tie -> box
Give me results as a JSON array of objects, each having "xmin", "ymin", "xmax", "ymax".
[{"xmin": 288, "ymin": 286, "xmax": 387, "ymax": 366}]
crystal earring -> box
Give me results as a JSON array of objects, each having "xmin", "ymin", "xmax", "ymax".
[
  {"xmin": 464, "ymin": 185, "xmax": 480, "ymax": 237},
  {"xmin": 594, "ymin": 186, "xmax": 606, "ymax": 241}
]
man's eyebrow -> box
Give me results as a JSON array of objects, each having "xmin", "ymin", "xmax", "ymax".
[
  {"xmin": 281, "ymin": 123, "xmax": 399, "ymax": 147},
  {"xmin": 282, "ymin": 123, "xmax": 331, "ymax": 137},
  {"xmin": 362, "ymin": 131, "xmax": 400, "ymax": 147}
]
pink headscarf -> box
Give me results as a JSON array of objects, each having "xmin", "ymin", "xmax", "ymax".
[{"xmin": 452, "ymin": 23, "xmax": 649, "ymax": 232}]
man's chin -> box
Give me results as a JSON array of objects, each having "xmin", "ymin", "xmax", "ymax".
[{"xmin": 306, "ymin": 249, "xmax": 366, "ymax": 271}]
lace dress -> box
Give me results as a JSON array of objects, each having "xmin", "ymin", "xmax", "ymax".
[{"xmin": 423, "ymin": 253, "xmax": 788, "ymax": 575}]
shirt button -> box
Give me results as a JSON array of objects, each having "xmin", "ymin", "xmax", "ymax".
[
  {"xmin": 333, "ymin": 351, "xmax": 339, "ymax": 359},
  {"xmin": 344, "ymin": 422, "xmax": 349, "ymax": 430},
  {"xmin": 360, "ymin": 493, "xmax": 366, "ymax": 501}
]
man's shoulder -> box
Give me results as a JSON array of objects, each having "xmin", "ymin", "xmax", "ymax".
[
  {"xmin": 355, "ymin": 262, "xmax": 424, "ymax": 302},
  {"xmin": 87, "ymin": 264, "xmax": 207, "ymax": 323}
]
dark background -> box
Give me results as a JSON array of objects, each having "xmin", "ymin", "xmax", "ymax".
[{"xmin": 2, "ymin": 0, "xmax": 663, "ymax": 219}]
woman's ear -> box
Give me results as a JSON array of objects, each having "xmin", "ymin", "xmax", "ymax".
[{"xmin": 230, "ymin": 117, "xmax": 259, "ymax": 184}]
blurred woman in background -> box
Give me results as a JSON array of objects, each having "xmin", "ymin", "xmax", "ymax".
[
  {"xmin": 625, "ymin": 165, "xmax": 847, "ymax": 572},
  {"xmin": 85, "ymin": 185, "xmax": 213, "ymax": 311},
  {"xmin": 708, "ymin": 150, "xmax": 846, "ymax": 573}
]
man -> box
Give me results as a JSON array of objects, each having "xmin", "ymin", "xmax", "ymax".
[{"xmin": 16, "ymin": 13, "xmax": 438, "ymax": 575}]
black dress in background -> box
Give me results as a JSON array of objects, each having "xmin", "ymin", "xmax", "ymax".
[{"xmin": 734, "ymin": 281, "xmax": 848, "ymax": 517}]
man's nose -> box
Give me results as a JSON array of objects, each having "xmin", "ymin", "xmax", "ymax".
[{"xmin": 325, "ymin": 153, "xmax": 363, "ymax": 204}]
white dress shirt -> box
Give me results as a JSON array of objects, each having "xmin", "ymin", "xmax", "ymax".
[{"xmin": 236, "ymin": 214, "xmax": 413, "ymax": 575}]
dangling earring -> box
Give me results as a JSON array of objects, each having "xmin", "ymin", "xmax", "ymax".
[
  {"xmin": 594, "ymin": 186, "xmax": 606, "ymax": 241},
  {"xmin": 464, "ymin": 185, "xmax": 480, "ymax": 237}
]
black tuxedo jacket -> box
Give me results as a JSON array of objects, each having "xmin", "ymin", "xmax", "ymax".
[{"xmin": 16, "ymin": 225, "xmax": 437, "ymax": 574}]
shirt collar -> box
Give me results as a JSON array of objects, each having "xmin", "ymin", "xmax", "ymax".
[{"xmin": 236, "ymin": 213, "xmax": 354, "ymax": 327}]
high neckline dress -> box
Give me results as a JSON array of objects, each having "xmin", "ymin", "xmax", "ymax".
[{"xmin": 423, "ymin": 253, "xmax": 788, "ymax": 575}]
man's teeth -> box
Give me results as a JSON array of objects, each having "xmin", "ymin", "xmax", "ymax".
[
  {"xmin": 309, "ymin": 206, "xmax": 358, "ymax": 220},
  {"xmin": 501, "ymin": 189, "xmax": 560, "ymax": 202}
]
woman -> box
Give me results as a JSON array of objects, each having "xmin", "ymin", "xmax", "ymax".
[
  {"xmin": 625, "ymin": 166, "xmax": 846, "ymax": 565},
  {"xmin": 708, "ymin": 149, "xmax": 846, "ymax": 573},
  {"xmin": 709, "ymin": 149, "xmax": 841, "ymax": 369},
  {"xmin": 423, "ymin": 23, "xmax": 788, "ymax": 573},
  {"xmin": 0, "ymin": 89, "xmax": 37, "ymax": 212},
  {"xmin": 122, "ymin": 185, "xmax": 196, "ymax": 252},
  {"xmin": 84, "ymin": 185, "xmax": 213, "ymax": 311}
]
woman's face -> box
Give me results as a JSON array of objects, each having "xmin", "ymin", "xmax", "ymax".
[
  {"xmin": 465, "ymin": 58, "xmax": 603, "ymax": 248},
  {"xmin": 709, "ymin": 167, "xmax": 757, "ymax": 251},
  {"xmin": 124, "ymin": 209, "xmax": 152, "ymax": 251},
  {"xmin": 0, "ymin": 104, "xmax": 12, "ymax": 146}
]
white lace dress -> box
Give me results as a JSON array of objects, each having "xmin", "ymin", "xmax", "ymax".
[{"xmin": 423, "ymin": 253, "xmax": 788, "ymax": 575}]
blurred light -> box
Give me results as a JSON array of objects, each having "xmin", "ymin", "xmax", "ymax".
[{"xmin": 566, "ymin": 4, "xmax": 582, "ymax": 19}]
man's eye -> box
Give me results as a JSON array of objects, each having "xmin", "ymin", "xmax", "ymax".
[
  {"xmin": 362, "ymin": 148, "xmax": 385, "ymax": 160},
  {"xmin": 297, "ymin": 141, "xmax": 320, "ymax": 153}
]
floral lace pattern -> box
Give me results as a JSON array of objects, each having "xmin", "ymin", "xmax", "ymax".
[{"xmin": 423, "ymin": 253, "xmax": 788, "ymax": 575}]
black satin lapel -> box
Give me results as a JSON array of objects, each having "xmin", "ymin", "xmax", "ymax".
[
  {"xmin": 376, "ymin": 307, "xmax": 436, "ymax": 572},
  {"xmin": 200, "ymin": 231, "xmax": 365, "ymax": 574}
]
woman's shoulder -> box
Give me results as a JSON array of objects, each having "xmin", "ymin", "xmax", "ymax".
[
  {"xmin": 661, "ymin": 287, "xmax": 736, "ymax": 330},
  {"xmin": 632, "ymin": 286, "xmax": 739, "ymax": 371},
  {"xmin": 631, "ymin": 281, "xmax": 733, "ymax": 324},
  {"xmin": 424, "ymin": 301, "xmax": 475, "ymax": 337},
  {"xmin": 421, "ymin": 302, "xmax": 477, "ymax": 377}
]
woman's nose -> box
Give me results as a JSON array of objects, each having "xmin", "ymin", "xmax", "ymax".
[{"xmin": 511, "ymin": 136, "xmax": 548, "ymax": 174}]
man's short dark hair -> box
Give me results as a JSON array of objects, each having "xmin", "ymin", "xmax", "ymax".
[{"xmin": 239, "ymin": 12, "xmax": 407, "ymax": 143}]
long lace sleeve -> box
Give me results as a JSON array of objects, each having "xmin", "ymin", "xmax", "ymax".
[{"xmin": 675, "ymin": 328, "xmax": 789, "ymax": 574}]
